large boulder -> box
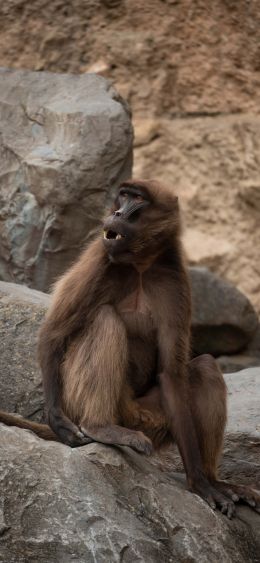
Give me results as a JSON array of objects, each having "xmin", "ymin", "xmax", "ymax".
[
  {"xmin": 0, "ymin": 369, "xmax": 260, "ymax": 563},
  {"xmin": 0, "ymin": 68, "xmax": 133, "ymax": 292},
  {"xmin": 225, "ymin": 367, "xmax": 260, "ymax": 441},
  {"xmin": 247, "ymin": 325, "xmax": 260, "ymax": 358},
  {"xmin": 217, "ymin": 354, "xmax": 260, "ymax": 374},
  {"xmin": 220, "ymin": 369, "xmax": 260, "ymax": 522},
  {"xmin": 0, "ymin": 281, "xmax": 49, "ymax": 421},
  {"xmin": 190, "ymin": 267, "xmax": 259, "ymax": 356}
]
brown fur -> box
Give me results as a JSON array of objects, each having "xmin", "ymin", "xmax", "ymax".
[
  {"xmin": 0, "ymin": 411, "xmax": 57, "ymax": 441},
  {"xmin": 0, "ymin": 178, "xmax": 259, "ymax": 517}
]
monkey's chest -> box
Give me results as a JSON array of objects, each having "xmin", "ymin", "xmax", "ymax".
[
  {"xmin": 117, "ymin": 288, "xmax": 154, "ymax": 336},
  {"xmin": 117, "ymin": 288, "xmax": 157, "ymax": 395}
]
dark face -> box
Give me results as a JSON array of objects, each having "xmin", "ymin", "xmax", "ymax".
[{"xmin": 103, "ymin": 184, "xmax": 150, "ymax": 262}]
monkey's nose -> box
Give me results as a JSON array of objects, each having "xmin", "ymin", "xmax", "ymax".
[{"xmin": 114, "ymin": 211, "xmax": 122, "ymax": 217}]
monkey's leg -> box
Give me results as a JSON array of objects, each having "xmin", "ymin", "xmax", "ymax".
[
  {"xmin": 188, "ymin": 354, "xmax": 260, "ymax": 514},
  {"xmin": 161, "ymin": 355, "xmax": 235, "ymax": 517},
  {"xmin": 62, "ymin": 305, "xmax": 153, "ymax": 454},
  {"xmin": 188, "ymin": 354, "xmax": 227, "ymax": 481}
]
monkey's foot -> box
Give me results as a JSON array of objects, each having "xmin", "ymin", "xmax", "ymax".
[
  {"xmin": 48, "ymin": 407, "xmax": 93, "ymax": 447},
  {"xmin": 128, "ymin": 430, "xmax": 154, "ymax": 455},
  {"xmin": 190, "ymin": 478, "xmax": 236, "ymax": 518},
  {"xmin": 80, "ymin": 424, "xmax": 153, "ymax": 455},
  {"xmin": 212, "ymin": 480, "xmax": 260, "ymax": 513}
]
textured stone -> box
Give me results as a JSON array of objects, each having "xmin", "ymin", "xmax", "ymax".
[
  {"xmin": 0, "ymin": 281, "xmax": 49, "ymax": 421},
  {"xmin": 217, "ymin": 354, "xmax": 260, "ymax": 374},
  {"xmin": 0, "ymin": 425, "xmax": 260, "ymax": 563},
  {"xmin": 0, "ymin": 68, "xmax": 133, "ymax": 292},
  {"xmin": 135, "ymin": 114, "xmax": 260, "ymax": 316},
  {"xmin": 220, "ymin": 368, "xmax": 260, "ymax": 507},
  {"xmin": 246, "ymin": 325, "xmax": 260, "ymax": 358},
  {"xmin": 190, "ymin": 267, "xmax": 258, "ymax": 356},
  {"xmin": 183, "ymin": 228, "xmax": 234, "ymax": 271},
  {"xmin": 225, "ymin": 367, "xmax": 260, "ymax": 440},
  {"xmin": 0, "ymin": 1, "xmax": 259, "ymax": 116}
]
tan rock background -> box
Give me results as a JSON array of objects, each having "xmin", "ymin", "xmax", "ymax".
[{"xmin": 0, "ymin": 0, "xmax": 259, "ymax": 311}]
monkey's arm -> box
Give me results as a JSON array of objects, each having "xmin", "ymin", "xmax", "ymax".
[{"xmin": 38, "ymin": 237, "xmax": 107, "ymax": 446}]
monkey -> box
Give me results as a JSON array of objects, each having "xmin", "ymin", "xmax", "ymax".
[{"xmin": 0, "ymin": 179, "xmax": 259, "ymax": 519}]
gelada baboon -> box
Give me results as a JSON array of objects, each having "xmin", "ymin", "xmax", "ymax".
[{"xmin": 0, "ymin": 179, "xmax": 259, "ymax": 518}]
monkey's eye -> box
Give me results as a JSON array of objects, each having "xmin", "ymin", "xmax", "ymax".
[{"xmin": 135, "ymin": 194, "xmax": 144, "ymax": 201}]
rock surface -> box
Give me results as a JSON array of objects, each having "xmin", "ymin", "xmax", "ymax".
[
  {"xmin": 0, "ymin": 281, "xmax": 49, "ymax": 421},
  {"xmin": 0, "ymin": 368, "xmax": 260, "ymax": 563},
  {"xmin": 225, "ymin": 367, "xmax": 260, "ymax": 440},
  {"xmin": 247, "ymin": 325, "xmax": 260, "ymax": 358},
  {"xmin": 0, "ymin": 68, "xmax": 133, "ymax": 292},
  {"xmin": 0, "ymin": 1, "xmax": 259, "ymax": 116},
  {"xmin": 190, "ymin": 267, "xmax": 258, "ymax": 356},
  {"xmin": 134, "ymin": 114, "xmax": 260, "ymax": 316},
  {"xmin": 217, "ymin": 354, "xmax": 260, "ymax": 374}
]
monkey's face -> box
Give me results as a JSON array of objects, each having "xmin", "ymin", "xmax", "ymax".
[{"xmin": 103, "ymin": 180, "xmax": 179, "ymax": 263}]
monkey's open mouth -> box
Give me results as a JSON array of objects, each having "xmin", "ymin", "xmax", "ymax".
[{"xmin": 103, "ymin": 230, "xmax": 126, "ymax": 241}]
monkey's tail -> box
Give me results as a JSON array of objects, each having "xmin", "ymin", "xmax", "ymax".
[{"xmin": 0, "ymin": 410, "xmax": 59, "ymax": 442}]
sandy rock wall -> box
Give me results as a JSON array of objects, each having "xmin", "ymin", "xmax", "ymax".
[
  {"xmin": 1, "ymin": 1, "xmax": 259, "ymax": 115},
  {"xmin": 0, "ymin": 0, "xmax": 259, "ymax": 309},
  {"xmin": 134, "ymin": 114, "xmax": 260, "ymax": 314}
]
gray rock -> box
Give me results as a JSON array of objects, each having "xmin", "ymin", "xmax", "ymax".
[
  {"xmin": 221, "ymin": 368, "xmax": 260, "ymax": 515},
  {"xmin": 217, "ymin": 354, "xmax": 260, "ymax": 374},
  {"xmin": 0, "ymin": 68, "xmax": 133, "ymax": 292},
  {"xmin": 0, "ymin": 425, "xmax": 260, "ymax": 563},
  {"xmin": 246, "ymin": 325, "xmax": 260, "ymax": 358},
  {"xmin": 0, "ymin": 280, "xmax": 50, "ymax": 307},
  {"xmin": 190, "ymin": 267, "xmax": 258, "ymax": 356},
  {"xmin": 0, "ymin": 281, "xmax": 49, "ymax": 421},
  {"xmin": 225, "ymin": 367, "xmax": 260, "ymax": 440}
]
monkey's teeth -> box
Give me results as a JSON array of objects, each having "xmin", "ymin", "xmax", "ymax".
[
  {"xmin": 103, "ymin": 231, "xmax": 108, "ymax": 239},
  {"xmin": 116, "ymin": 234, "xmax": 122, "ymax": 240}
]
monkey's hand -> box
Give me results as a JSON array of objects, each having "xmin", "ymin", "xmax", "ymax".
[
  {"xmin": 48, "ymin": 407, "xmax": 93, "ymax": 447},
  {"xmin": 190, "ymin": 476, "xmax": 236, "ymax": 519}
]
